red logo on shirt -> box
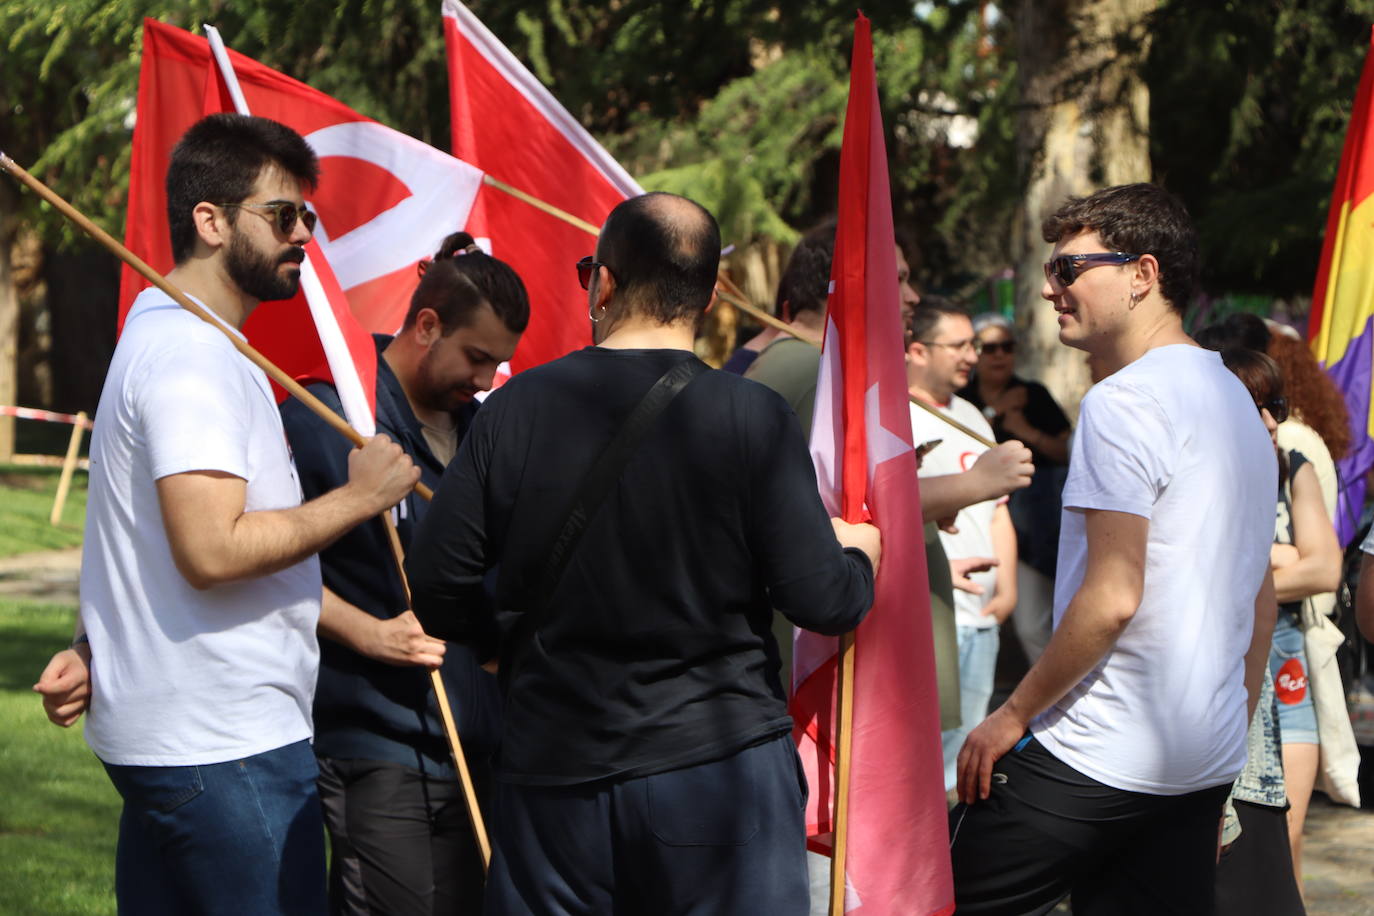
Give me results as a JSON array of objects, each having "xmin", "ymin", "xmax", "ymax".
[{"xmin": 1276, "ymin": 658, "xmax": 1308, "ymax": 705}]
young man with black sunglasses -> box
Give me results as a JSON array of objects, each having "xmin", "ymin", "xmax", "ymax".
[{"xmin": 948, "ymin": 183, "xmax": 1278, "ymax": 915}]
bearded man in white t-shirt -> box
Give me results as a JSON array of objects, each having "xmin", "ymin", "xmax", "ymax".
[
  {"xmin": 948, "ymin": 183, "xmax": 1278, "ymax": 915},
  {"xmin": 33, "ymin": 114, "xmax": 419, "ymax": 915},
  {"xmin": 905, "ymin": 301, "xmax": 1018, "ymax": 793}
]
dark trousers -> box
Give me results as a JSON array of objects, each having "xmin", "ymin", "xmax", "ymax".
[
  {"xmin": 949, "ymin": 736, "xmax": 1231, "ymax": 915},
  {"xmin": 318, "ymin": 757, "xmax": 487, "ymax": 915},
  {"xmin": 1214, "ymin": 800, "xmax": 1306, "ymax": 916},
  {"xmin": 484, "ymin": 734, "xmax": 810, "ymax": 916}
]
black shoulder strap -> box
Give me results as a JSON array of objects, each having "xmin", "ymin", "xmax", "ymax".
[{"xmin": 506, "ymin": 356, "xmax": 708, "ymax": 680}]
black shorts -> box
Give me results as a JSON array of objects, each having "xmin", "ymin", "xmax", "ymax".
[
  {"xmin": 949, "ymin": 735, "xmax": 1231, "ymax": 915},
  {"xmin": 1214, "ymin": 800, "xmax": 1305, "ymax": 916}
]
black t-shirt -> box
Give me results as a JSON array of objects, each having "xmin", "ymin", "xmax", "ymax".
[
  {"xmin": 407, "ymin": 346, "xmax": 874, "ymax": 786},
  {"xmin": 957, "ymin": 375, "xmax": 1071, "ymax": 466}
]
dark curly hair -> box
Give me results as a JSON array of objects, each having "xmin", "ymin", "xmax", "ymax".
[
  {"xmin": 1042, "ymin": 183, "xmax": 1198, "ymax": 314},
  {"xmin": 1267, "ymin": 332, "xmax": 1350, "ymax": 461}
]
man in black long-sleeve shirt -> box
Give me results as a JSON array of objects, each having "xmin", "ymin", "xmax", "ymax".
[{"xmin": 407, "ymin": 192, "xmax": 880, "ymax": 915}]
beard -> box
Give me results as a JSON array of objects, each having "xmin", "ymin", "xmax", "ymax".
[
  {"xmin": 415, "ymin": 347, "xmax": 478, "ymax": 414},
  {"xmin": 225, "ymin": 229, "xmax": 304, "ymax": 302}
]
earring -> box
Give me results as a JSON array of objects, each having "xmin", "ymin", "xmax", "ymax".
[
  {"xmin": 1128, "ymin": 290, "xmax": 1140, "ymax": 309},
  {"xmin": 588, "ymin": 301, "xmax": 605, "ymax": 323}
]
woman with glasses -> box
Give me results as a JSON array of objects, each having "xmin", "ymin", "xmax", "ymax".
[{"xmin": 957, "ymin": 313, "xmax": 1071, "ymax": 664}]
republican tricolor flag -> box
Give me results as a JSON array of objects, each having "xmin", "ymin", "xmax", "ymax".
[
  {"xmin": 789, "ymin": 14, "xmax": 953, "ymax": 915},
  {"xmin": 1310, "ymin": 26, "xmax": 1374, "ymax": 544}
]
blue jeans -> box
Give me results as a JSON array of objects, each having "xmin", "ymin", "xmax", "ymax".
[
  {"xmin": 101, "ymin": 739, "xmax": 327, "ymax": 915},
  {"xmin": 942, "ymin": 625, "xmax": 1000, "ymax": 791}
]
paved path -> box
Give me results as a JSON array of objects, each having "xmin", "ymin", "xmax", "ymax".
[
  {"xmin": 3, "ymin": 547, "xmax": 1373, "ymax": 911},
  {"xmin": 0, "ymin": 546, "xmax": 81, "ymax": 605}
]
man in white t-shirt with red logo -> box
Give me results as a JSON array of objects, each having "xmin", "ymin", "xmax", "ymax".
[
  {"xmin": 949, "ymin": 184, "xmax": 1277, "ymax": 914},
  {"xmin": 906, "ymin": 301, "xmax": 1018, "ymax": 793}
]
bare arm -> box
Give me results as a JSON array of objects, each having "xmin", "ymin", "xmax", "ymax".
[
  {"xmin": 1246, "ymin": 572, "xmax": 1277, "ymax": 721},
  {"xmin": 957, "ymin": 508, "xmax": 1146, "ymax": 803},
  {"xmin": 318, "ymin": 587, "xmax": 446, "ymax": 668},
  {"xmin": 920, "ymin": 441, "xmax": 1033, "ymax": 522},
  {"xmin": 1271, "ymin": 462, "xmax": 1341, "ymax": 603},
  {"xmin": 157, "ymin": 435, "xmax": 418, "ymax": 590},
  {"xmin": 980, "ymin": 504, "xmax": 1018, "ymax": 624}
]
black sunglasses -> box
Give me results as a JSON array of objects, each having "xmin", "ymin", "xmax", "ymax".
[
  {"xmin": 218, "ymin": 201, "xmax": 317, "ymax": 237},
  {"xmin": 1043, "ymin": 252, "xmax": 1140, "ymax": 288},
  {"xmin": 979, "ymin": 341, "xmax": 1016, "ymax": 356},
  {"xmin": 1259, "ymin": 397, "xmax": 1289, "ymax": 424},
  {"xmin": 576, "ymin": 256, "xmax": 610, "ymax": 291}
]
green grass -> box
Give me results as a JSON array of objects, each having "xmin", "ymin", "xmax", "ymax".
[
  {"xmin": 0, "ymin": 465, "xmax": 88, "ymax": 557},
  {"xmin": 0, "ymin": 599, "xmax": 117, "ymax": 914}
]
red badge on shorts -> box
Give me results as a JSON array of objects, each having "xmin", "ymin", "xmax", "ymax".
[{"xmin": 1276, "ymin": 658, "xmax": 1308, "ymax": 704}]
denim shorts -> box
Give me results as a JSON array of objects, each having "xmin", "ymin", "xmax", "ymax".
[{"xmin": 1270, "ymin": 612, "xmax": 1318, "ymax": 745}]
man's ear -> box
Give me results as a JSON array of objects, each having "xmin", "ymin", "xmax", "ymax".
[
  {"xmin": 191, "ymin": 201, "xmax": 227, "ymax": 252},
  {"xmin": 593, "ymin": 265, "xmax": 616, "ymax": 313},
  {"xmin": 906, "ymin": 340, "xmax": 926, "ymax": 365},
  {"xmin": 1134, "ymin": 254, "xmax": 1161, "ymax": 300},
  {"xmin": 704, "ymin": 286, "xmax": 719, "ymax": 315},
  {"xmin": 414, "ymin": 307, "xmax": 443, "ymax": 346}
]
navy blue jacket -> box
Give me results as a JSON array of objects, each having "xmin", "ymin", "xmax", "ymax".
[{"xmin": 280, "ymin": 335, "xmax": 500, "ymax": 776}]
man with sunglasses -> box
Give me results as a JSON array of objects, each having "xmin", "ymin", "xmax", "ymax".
[
  {"xmin": 36, "ymin": 114, "xmax": 418, "ymax": 915},
  {"xmin": 949, "ymin": 183, "xmax": 1278, "ymax": 914}
]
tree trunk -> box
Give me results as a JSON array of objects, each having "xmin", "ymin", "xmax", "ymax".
[{"xmin": 1012, "ymin": 0, "xmax": 1155, "ymax": 418}]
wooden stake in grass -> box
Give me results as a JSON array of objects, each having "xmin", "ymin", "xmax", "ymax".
[{"xmin": 49, "ymin": 412, "xmax": 87, "ymax": 526}]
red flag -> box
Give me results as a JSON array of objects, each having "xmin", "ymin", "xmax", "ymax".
[
  {"xmin": 442, "ymin": 0, "xmax": 643, "ymax": 376},
  {"xmin": 789, "ymin": 14, "xmax": 953, "ymax": 915},
  {"xmin": 121, "ymin": 20, "xmax": 485, "ymax": 411}
]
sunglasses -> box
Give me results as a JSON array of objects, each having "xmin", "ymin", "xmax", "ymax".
[
  {"xmin": 1043, "ymin": 252, "xmax": 1140, "ymax": 288},
  {"xmin": 576, "ymin": 256, "xmax": 606, "ymax": 291},
  {"xmin": 218, "ymin": 201, "xmax": 317, "ymax": 237},
  {"xmin": 1258, "ymin": 397, "xmax": 1289, "ymax": 424},
  {"xmin": 979, "ymin": 341, "xmax": 1016, "ymax": 356}
]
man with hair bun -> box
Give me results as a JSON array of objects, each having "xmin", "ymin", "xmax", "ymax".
[
  {"xmin": 408, "ymin": 191, "xmax": 880, "ymax": 914},
  {"xmin": 950, "ymin": 183, "xmax": 1278, "ymax": 915},
  {"xmin": 281, "ymin": 231, "xmax": 529, "ymax": 915}
]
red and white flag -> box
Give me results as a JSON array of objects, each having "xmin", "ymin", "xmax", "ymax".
[
  {"xmin": 121, "ymin": 19, "xmax": 486, "ymax": 422},
  {"xmin": 442, "ymin": 0, "xmax": 643, "ymax": 376},
  {"xmin": 789, "ymin": 14, "xmax": 953, "ymax": 915}
]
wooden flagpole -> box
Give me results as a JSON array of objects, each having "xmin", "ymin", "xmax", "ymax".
[
  {"xmin": 379, "ymin": 513, "xmax": 492, "ymax": 871},
  {"xmin": 0, "ymin": 153, "xmax": 501, "ymax": 864},
  {"xmin": 829, "ymin": 631, "xmax": 857, "ymax": 915}
]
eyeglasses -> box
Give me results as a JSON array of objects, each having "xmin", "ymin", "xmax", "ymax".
[
  {"xmin": 576, "ymin": 256, "xmax": 611, "ymax": 291},
  {"xmin": 1043, "ymin": 252, "xmax": 1140, "ymax": 288},
  {"xmin": 979, "ymin": 340, "xmax": 1016, "ymax": 356},
  {"xmin": 920, "ymin": 338, "xmax": 981, "ymax": 355},
  {"xmin": 217, "ymin": 201, "xmax": 317, "ymax": 237},
  {"xmin": 1258, "ymin": 397, "xmax": 1289, "ymax": 424}
]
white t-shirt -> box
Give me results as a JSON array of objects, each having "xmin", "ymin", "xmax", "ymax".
[
  {"xmin": 1033, "ymin": 345, "xmax": 1275, "ymax": 795},
  {"xmin": 910, "ymin": 395, "xmax": 999, "ymax": 629},
  {"xmin": 81, "ymin": 288, "xmax": 321, "ymax": 766}
]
